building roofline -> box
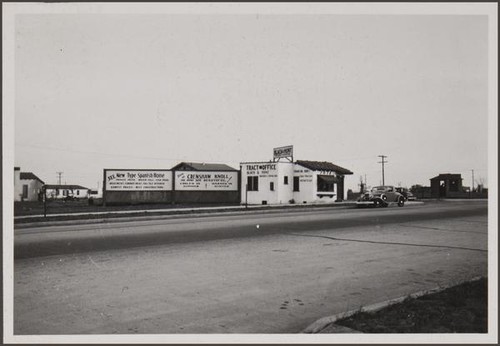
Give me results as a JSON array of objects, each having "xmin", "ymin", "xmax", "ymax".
[
  {"xmin": 44, "ymin": 184, "xmax": 89, "ymax": 190},
  {"xmin": 295, "ymin": 160, "xmax": 353, "ymax": 175},
  {"xmin": 240, "ymin": 161, "xmax": 292, "ymax": 165},
  {"xmin": 19, "ymin": 172, "xmax": 45, "ymax": 184}
]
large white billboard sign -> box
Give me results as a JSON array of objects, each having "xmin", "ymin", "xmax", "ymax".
[
  {"xmin": 105, "ymin": 170, "xmax": 172, "ymax": 191},
  {"xmin": 175, "ymin": 171, "xmax": 238, "ymax": 191}
]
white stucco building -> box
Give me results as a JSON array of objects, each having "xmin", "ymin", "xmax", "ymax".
[
  {"xmin": 45, "ymin": 184, "xmax": 90, "ymax": 200},
  {"xmin": 240, "ymin": 160, "xmax": 353, "ymax": 205},
  {"xmin": 14, "ymin": 167, "xmax": 45, "ymax": 202}
]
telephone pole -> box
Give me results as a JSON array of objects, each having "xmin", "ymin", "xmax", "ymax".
[
  {"xmin": 56, "ymin": 171, "xmax": 63, "ymax": 185},
  {"xmin": 378, "ymin": 155, "xmax": 387, "ymax": 186},
  {"xmin": 471, "ymin": 169, "xmax": 475, "ymax": 192}
]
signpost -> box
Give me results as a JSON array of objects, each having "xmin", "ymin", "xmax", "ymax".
[{"xmin": 245, "ymin": 183, "xmax": 248, "ymax": 209}]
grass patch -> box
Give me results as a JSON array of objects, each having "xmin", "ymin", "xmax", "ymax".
[{"xmin": 335, "ymin": 278, "xmax": 487, "ymax": 333}]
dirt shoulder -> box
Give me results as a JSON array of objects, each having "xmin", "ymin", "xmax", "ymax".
[{"xmin": 330, "ymin": 277, "xmax": 488, "ymax": 333}]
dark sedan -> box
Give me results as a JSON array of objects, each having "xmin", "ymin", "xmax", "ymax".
[{"xmin": 356, "ymin": 186, "xmax": 405, "ymax": 207}]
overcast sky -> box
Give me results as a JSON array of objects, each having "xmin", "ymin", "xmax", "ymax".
[{"xmin": 13, "ymin": 10, "xmax": 490, "ymax": 192}]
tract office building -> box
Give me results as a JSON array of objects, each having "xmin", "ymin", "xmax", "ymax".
[{"xmin": 240, "ymin": 159, "xmax": 353, "ymax": 205}]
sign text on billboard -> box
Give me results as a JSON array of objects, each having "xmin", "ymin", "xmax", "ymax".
[
  {"xmin": 175, "ymin": 171, "xmax": 238, "ymax": 191},
  {"xmin": 105, "ymin": 170, "xmax": 172, "ymax": 191}
]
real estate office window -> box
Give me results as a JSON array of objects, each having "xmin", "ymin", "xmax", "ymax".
[{"xmin": 247, "ymin": 176, "xmax": 259, "ymax": 191}]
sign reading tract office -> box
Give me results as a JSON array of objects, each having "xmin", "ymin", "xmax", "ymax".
[
  {"xmin": 175, "ymin": 171, "xmax": 238, "ymax": 191},
  {"xmin": 105, "ymin": 169, "xmax": 172, "ymax": 191}
]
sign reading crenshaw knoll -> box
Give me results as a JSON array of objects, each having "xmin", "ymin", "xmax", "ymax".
[
  {"xmin": 105, "ymin": 170, "xmax": 172, "ymax": 191},
  {"xmin": 175, "ymin": 171, "xmax": 238, "ymax": 191}
]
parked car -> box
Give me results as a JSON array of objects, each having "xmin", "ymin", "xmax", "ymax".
[
  {"xmin": 395, "ymin": 187, "xmax": 417, "ymax": 201},
  {"xmin": 356, "ymin": 185, "xmax": 405, "ymax": 207}
]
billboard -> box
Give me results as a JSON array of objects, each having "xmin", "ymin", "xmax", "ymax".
[
  {"xmin": 273, "ymin": 145, "xmax": 293, "ymax": 160},
  {"xmin": 105, "ymin": 170, "xmax": 172, "ymax": 191},
  {"xmin": 175, "ymin": 171, "xmax": 238, "ymax": 191}
]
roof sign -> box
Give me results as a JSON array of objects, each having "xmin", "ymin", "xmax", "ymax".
[{"xmin": 273, "ymin": 145, "xmax": 293, "ymax": 162}]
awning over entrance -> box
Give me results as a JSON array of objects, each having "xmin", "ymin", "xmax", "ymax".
[{"xmin": 318, "ymin": 175, "xmax": 338, "ymax": 183}]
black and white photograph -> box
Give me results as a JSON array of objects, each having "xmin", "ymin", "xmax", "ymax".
[{"xmin": 2, "ymin": 2, "xmax": 498, "ymax": 344}]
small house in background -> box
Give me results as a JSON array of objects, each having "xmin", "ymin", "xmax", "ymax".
[
  {"xmin": 44, "ymin": 184, "xmax": 90, "ymax": 200},
  {"xmin": 14, "ymin": 167, "xmax": 45, "ymax": 201},
  {"xmin": 430, "ymin": 173, "xmax": 463, "ymax": 198}
]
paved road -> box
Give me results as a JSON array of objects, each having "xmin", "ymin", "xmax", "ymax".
[
  {"xmin": 15, "ymin": 200, "xmax": 485, "ymax": 259},
  {"xmin": 13, "ymin": 200, "xmax": 488, "ymax": 334}
]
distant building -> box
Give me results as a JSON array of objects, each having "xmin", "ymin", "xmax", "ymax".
[
  {"xmin": 14, "ymin": 167, "xmax": 45, "ymax": 202},
  {"xmin": 240, "ymin": 159, "xmax": 353, "ymax": 205},
  {"xmin": 430, "ymin": 173, "xmax": 463, "ymax": 198},
  {"xmin": 45, "ymin": 184, "xmax": 90, "ymax": 200}
]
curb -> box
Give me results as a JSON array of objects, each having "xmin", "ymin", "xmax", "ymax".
[{"xmin": 302, "ymin": 276, "xmax": 485, "ymax": 333}]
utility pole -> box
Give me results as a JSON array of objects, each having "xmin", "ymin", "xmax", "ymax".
[
  {"xmin": 471, "ymin": 169, "xmax": 475, "ymax": 192},
  {"xmin": 378, "ymin": 155, "xmax": 388, "ymax": 186},
  {"xmin": 43, "ymin": 185, "xmax": 47, "ymax": 218},
  {"xmin": 245, "ymin": 184, "xmax": 248, "ymax": 209},
  {"xmin": 56, "ymin": 171, "xmax": 63, "ymax": 185}
]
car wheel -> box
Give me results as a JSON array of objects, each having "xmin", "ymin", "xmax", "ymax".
[{"xmin": 398, "ymin": 197, "xmax": 405, "ymax": 207}]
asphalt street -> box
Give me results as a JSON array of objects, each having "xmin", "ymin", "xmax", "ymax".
[
  {"xmin": 14, "ymin": 200, "xmax": 486, "ymax": 259},
  {"xmin": 12, "ymin": 200, "xmax": 488, "ymax": 334}
]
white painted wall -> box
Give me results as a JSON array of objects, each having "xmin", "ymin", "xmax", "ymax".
[
  {"xmin": 14, "ymin": 168, "xmax": 45, "ymax": 202},
  {"xmin": 26, "ymin": 179, "xmax": 44, "ymax": 201},
  {"xmin": 46, "ymin": 188, "xmax": 89, "ymax": 199},
  {"xmin": 241, "ymin": 162, "xmax": 280, "ymax": 205},
  {"xmin": 276, "ymin": 162, "xmax": 294, "ymax": 204},
  {"xmin": 14, "ymin": 168, "xmax": 22, "ymax": 201},
  {"xmin": 241, "ymin": 161, "xmax": 297, "ymax": 205},
  {"xmin": 292, "ymin": 167, "xmax": 316, "ymax": 204}
]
